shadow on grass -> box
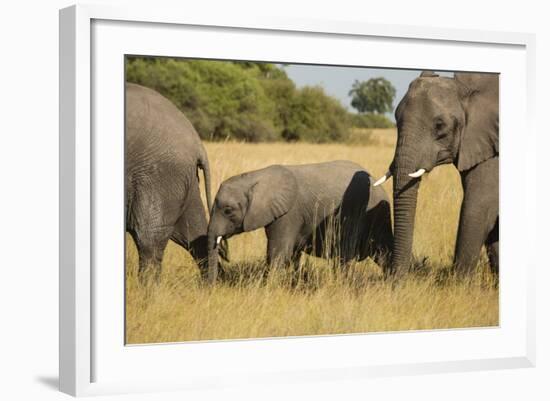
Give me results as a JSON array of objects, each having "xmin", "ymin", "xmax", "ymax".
[
  {"xmin": 216, "ymin": 255, "xmax": 499, "ymax": 293},
  {"xmin": 215, "ymin": 257, "xmax": 388, "ymax": 294}
]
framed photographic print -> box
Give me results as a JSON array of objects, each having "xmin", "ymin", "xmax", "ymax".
[{"xmin": 59, "ymin": 4, "xmax": 536, "ymax": 396}]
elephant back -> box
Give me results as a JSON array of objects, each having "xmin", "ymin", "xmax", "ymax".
[
  {"xmin": 125, "ymin": 83, "xmax": 203, "ymax": 165},
  {"xmin": 287, "ymin": 160, "xmax": 379, "ymax": 215}
]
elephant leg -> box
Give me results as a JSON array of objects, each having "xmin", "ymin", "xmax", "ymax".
[
  {"xmin": 136, "ymin": 235, "xmax": 169, "ymax": 283},
  {"xmin": 485, "ymin": 217, "xmax": 499, "ymax": 275},
  {"xmin": 266, "ymin": 235, "xmax": 299, "ymax": 268},
  {"xmin": 373, "ymin": 242, "xmax": 392, "ymax": 276},
  {"xmin": 368, "ymin": 200, "xmax": 394, "ymax": 275},
  {"xmin": 261, "ymin": 232, "xmax": 298, "ymax": 285},
  {"xmin": 127, "ymin": 184, "xmax": 184, "ymax": 283},
  {"xmin": 454, "ymin": 212, "xmax": 487, "ymax": 276},
  {"xmin": 128, "ymin": 218, "xmax": 173, "ymax": 284},
  {"xmin": 265, "ymin": 216, "xmax": 300, "ymax": 269},
  {"xmin": 455, "ymin": 158, "xmax": 499, "ymax": 276},
  {"xmin": 170, "ymin": 183, "xmax": 209, "ymax": 279}
]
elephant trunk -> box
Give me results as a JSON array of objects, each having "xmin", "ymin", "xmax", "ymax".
[
  {"xmin": 207, "ymin": 231, "xmax": 219, "ymax": 284},
  {"xmin": 390, "ymin": 156, "xmax": 422, "ymax": 277}
]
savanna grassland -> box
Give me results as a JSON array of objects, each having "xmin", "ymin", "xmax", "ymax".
[{"xmin": 125, "ymin": 129, "xmax": 498, "ymax": 344}]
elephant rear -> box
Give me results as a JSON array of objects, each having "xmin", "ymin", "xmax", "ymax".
[{"xmin": 125, "ymin": 83, "xmax": 214, "ymax": 281}]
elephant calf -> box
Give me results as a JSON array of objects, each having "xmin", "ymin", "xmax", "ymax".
[{"xmin": 207, "ymin": 160, "xmax": 393, "ymax": 282}]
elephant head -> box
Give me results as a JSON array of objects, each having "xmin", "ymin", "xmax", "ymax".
[
  {"xmin": 207, "ymin": 165, "xmax": 298, "ymax": 283},
  {"xmin": 377, "ymin": 71, "xmax": 498, "ymax": 275}
]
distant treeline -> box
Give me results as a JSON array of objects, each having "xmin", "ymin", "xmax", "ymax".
[{"xmin": 125, "ymin": 57, "xmax": 394, "ymax": 142}]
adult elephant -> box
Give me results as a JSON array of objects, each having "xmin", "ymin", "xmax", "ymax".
[
  {"xmin": 207, "ymin": 161, "xmax": 393, "ymax": 283},
  {"xmin": 374, "ymin": 71, "xmax": 499, "ymax": 277},
  {"xmin": 126, "ymin": 82, "xmax": 220, "ymax": 282}
]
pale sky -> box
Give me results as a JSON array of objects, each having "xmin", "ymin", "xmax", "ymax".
[{"xmin": 279, "ymin": 64, "xmax": 453, "ymax": 120}]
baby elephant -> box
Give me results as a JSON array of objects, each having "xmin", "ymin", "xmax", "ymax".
[{"xmin": 207, "ymin": 160, "xmax": 393, "ymax": 283}]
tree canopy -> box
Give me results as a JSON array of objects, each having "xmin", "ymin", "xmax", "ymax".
[{"xmin": 348, "ymin": 77, "xmax": 396, "ymax": 114}]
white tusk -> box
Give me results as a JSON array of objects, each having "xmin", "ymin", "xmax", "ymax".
[
  {"xmin": 216, "ymin": 236, "xmax": 222, "ymax": 245},
  {"xmin": 373, "ymin": 176, "xmax": 387, "ymax": 187},
  {"xmin": 373, "ymin": 171, "xmax": 392, "ymax": 187},
  {"xmin": 408, "ymin": 168, "xmax": 426, "ymax": 178}
]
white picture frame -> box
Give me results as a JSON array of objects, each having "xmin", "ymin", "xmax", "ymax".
[{"xmin": 59, "ymin": 4, "xmax": 536, "ymax": 397}]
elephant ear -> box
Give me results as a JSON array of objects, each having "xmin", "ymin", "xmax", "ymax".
[
  {"xmin": 243, "ymin": 166, "xmax": 298, "ymax": 232},
  {"xmin": 455, "ymin": 73, "xmax": 499, "ymax": 172}
]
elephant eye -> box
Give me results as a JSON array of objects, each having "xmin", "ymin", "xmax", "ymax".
[
  {"xmin": 433, "ymin": 120, "xmax": 448, "ymax": 140},
  {"xmin": 222, "ymin": 207, "xmax": 232, "ymax": 216}
]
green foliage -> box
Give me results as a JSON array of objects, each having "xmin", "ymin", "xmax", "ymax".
[
  {"xmin": 125, "ymin": 57, "xmax": 352, "ymax": 142},
  {"xmin": 350, "ymin": 113, "xmax": 395, "ymax": 129},
  {"xmin": 283, "ymin": 86, "xmax": 351, "ymax": 142},
  {"xmin": 349, "ymin": 77, "xmax": 396, "ymax": 114}
]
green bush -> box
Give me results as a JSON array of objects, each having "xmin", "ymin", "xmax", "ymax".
[
  {"xmin": 283, "ymin": 86, "xmax": 350, "ymax": 142},
  {"xmin": 125, "ymin": 57, "xmax": 352, "ymax": 143},
  {"xmin": 350, "ymin": 113, "xmax": 395, "ymax": 129}
]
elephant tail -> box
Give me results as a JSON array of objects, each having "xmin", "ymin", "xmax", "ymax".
[
  {"xmin": 197, "ymin": 145, "xmax": 213, "ymax": 216},
  {"xmin": 198, "ymin": 145, "xmax": 229, "ymax": 262}
]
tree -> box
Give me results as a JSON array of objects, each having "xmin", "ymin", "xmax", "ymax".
[{"xmin": 348, "ymin": 77, "xmax": 396, "ymax": 114}]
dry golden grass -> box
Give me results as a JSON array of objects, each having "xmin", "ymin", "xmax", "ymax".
[{"xmin": 125, "ymin": 129, "xmax": 498, "ymax": 344}]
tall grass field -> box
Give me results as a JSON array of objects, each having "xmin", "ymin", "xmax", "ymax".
[{"xmin": 125, "ymin": 129, "xmax": 498, "ymax": 344}]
